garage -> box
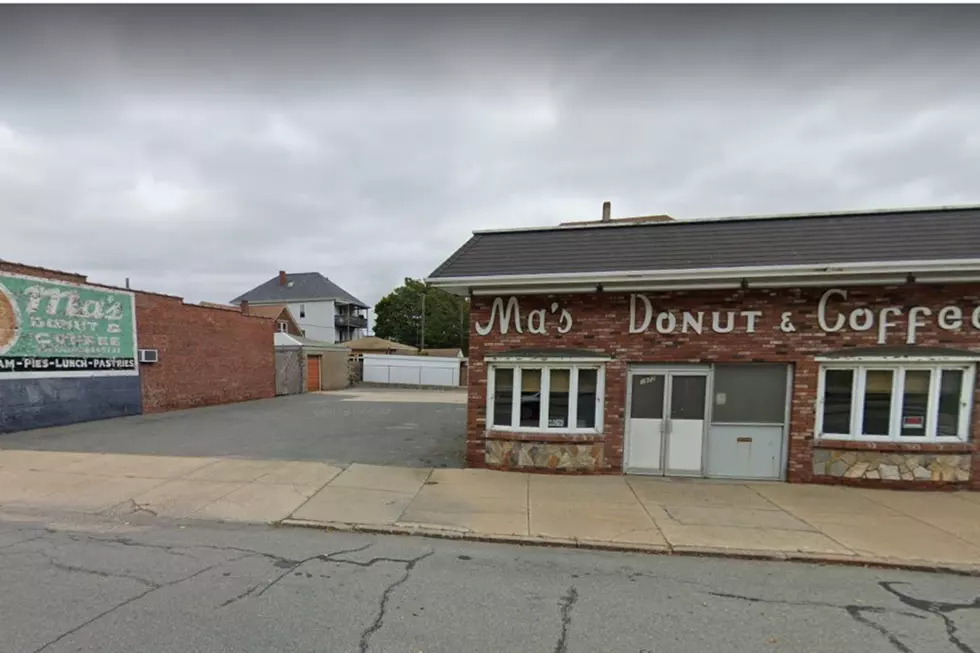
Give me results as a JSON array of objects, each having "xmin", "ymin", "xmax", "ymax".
[{"xmin": 306, "ymin": 355, "xmax": 321, "ymax": 392}]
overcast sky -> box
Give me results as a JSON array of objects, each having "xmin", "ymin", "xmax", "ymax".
[{"xmin": 1, "ymin": 5, "xmax": 979, "ymax": 308}]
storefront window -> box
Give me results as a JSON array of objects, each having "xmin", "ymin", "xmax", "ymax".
[
  {"xmin": 488, "ymin": 363, "xmax": 604, "ymax": 433},
  {"xmin": 548, "ymin": 369, "xmax": 571, "ymax": 428},
  {"xmin": 861, "ymin": 370, "xmax": 893, "ymax": 436},
  {"xmin": 938, "ymin": 370, "xmax": 964, "ymax": 437},
  {"xmin": 491, "ymin": 368, "xmax": 514, "ymax": 427},
  {"xmin": 821, "ymin": 369, "xmax": 854, "ymax": 434},
  {"xmin": 519, "ymin": 369, "xmax": 543, "ymax": 427},
  {"xmin": 712, "ymin": 364, "xmax": 788, "ymax": 424},
  {"xmin": 818, "ymin": 363, "xmax": 973, "ymax": 442},
  {"xmin": 577, "ymin": 369, "xmax": 598, "ymax": 428},
  {"xmin": 899, "ymin": 370, "xmax": 930, "ymax": 437}
]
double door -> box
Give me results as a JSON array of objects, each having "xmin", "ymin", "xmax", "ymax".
[{"xmin": 625, "ymin": 366, "xmax": 708, "ymax": 475}]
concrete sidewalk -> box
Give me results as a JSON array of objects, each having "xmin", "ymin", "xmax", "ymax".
[{"xmin": 1, "ymin": 448, "xmax": 979, "ymax": 573}]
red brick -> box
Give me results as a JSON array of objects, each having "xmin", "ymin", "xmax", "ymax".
[{"xmin": 467, "ymin": 286, "xmax": 980, "ymax": 490}]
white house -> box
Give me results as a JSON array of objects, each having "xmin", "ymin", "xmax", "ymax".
[{"xmin": 231, "ymin": 270, "xmax": 368, "ymax": 343}]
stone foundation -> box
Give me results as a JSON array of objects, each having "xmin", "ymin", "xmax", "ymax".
[
  {"xmin": 485, "ymin": 440, "xmax": 603, "ymax": 471},
  {"xmin": 812, "ymin": 449, "xmax": 971, "ymax": 482}
]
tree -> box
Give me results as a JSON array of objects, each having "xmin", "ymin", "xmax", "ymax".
[{"xmin": 374, "ymin": 278, "xmax": 469, "ymax": 353}]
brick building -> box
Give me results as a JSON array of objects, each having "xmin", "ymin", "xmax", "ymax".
[
  {"xmin": 0, "ymin": 261, "xmax": 276, "ymax": 433},
  {"xmin": 427, "ymin": 204, "xmax": 980, "ymax": 490}
]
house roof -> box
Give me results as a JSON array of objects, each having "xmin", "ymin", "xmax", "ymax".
[
  {"xmin": 199, "ymin": 302, "xmax": 240, "ymax": 311},
  {"xmin": 247, "ymin": 304, "xmax": 290, "ymax": 319},
  {"xmin": 345, "ymin": 336, "xmax": 417, "ymax": 352},
  {"xmin": 427, "ymin": 204, "xmax": 980, "ymax": 291},
  {"xmin": 274, "ymin": 332, "xmax": 350, "ymax": 350},
  {"xmin": 421, "ymin": 348, "xmax": 463, "ymax": 358},
  {"xmin": 231, "ymin": 272, "xmax": 368, "ymax": 308}
]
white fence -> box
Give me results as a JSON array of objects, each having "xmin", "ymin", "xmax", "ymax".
[{"xmin": 361, "ymin": 353, "xmax": 462, "ymax": 387}]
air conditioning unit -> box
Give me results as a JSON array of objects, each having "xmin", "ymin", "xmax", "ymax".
[{"xmin": 138, "ymin": 349, "xmax": 159, "ymax": 364}]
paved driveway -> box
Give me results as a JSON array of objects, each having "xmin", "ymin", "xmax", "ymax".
[{"xmin": 0, "ymin": 388, "xmax": 466, "ymax": 468}]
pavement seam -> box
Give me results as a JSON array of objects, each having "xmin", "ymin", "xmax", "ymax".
[
  {"xmin": 742, "ymin": 483, "xmax": 859, "ymax": 556},
  {"xmin": 279, "ymin": 476, "xmax": 343, "ymax": 522},
  {"xmin": 624, "ymin": 477, "xmax": 669, "ymax": 545},
  {"xmin": 525, "ymin": 473, "xmax": 531, "ymax": 537},
  {"xmin": 856, "ymin": 491, "xmax": 980, "ymax": 555},
  {"xmin": 390, "ymin": 467, "xmax": 434, "ymax": 525}
]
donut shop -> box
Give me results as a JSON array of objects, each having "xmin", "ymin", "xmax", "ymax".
[{"xmin": 426, "ymin": 204, "xmax": 980, "ymax": 490}]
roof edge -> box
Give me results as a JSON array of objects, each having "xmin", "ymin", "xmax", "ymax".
[{"xmin": 470, "ymin": 203, "xmax": 980, "ymax": 237}]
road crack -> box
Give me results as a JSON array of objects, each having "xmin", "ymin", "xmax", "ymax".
[
  {"xmin": 357, "ymin": 550, "xmax": 434, "ymax": 653},
  {"xmin": 879, "ymin": 581, "xmax": 980, "ymax": 653},
  {"xmin": 707, "ymin": 590, "xmax": 927, "ymax": 652},
  {"xmin": 555, "ymin": 585, "xmax": 579, "ymax": 653},
  {"xmin": 219, "ymin": 543, "xmax": 375, "ymax": 608},
  {"xmin": 30, "ymin": 557, "xmax": 245, "ymax": 653}
]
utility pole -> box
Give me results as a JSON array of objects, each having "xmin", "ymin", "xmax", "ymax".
[{"xmin": 420, "ymin": 292, "xmax": 426, "ymax": 351}]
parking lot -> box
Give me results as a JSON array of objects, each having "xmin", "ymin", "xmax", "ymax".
[{"xmin": 0, "ymin": 388, "xmax": 466, "ymax": 469}]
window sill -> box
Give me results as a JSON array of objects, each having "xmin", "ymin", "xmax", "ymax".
[
  {"xmin": 485, "ymin": 430, "xmax": 604, "ymax": 443},
  {"xmin": 812, "ymin": 439, "xmax": 974, "ymax": 453}
]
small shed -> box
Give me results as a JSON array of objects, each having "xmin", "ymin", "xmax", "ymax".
[{"xmin": 274, "ymin": 332, "xmax": 350, "ymax": 394}]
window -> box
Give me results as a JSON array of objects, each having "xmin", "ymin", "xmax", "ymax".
[
  {"xmin": 299, "ymin": 304, "xmax": 306, "ymax": 318},
  {"xmin": 277, "ymin": 321, "xmax": 289, "ymax": 333},
  {"xmin": 817, "ymin": 363, "xmax": 973, "ymax": 442},
  {"xmin": 712, "ymin": 364, "xmax": 788, "ymax": 424},
  {"xmin": 488, "ymin": 363, "xmax": 605, "ymax": 433}
]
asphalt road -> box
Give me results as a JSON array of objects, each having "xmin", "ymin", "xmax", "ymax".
[
  {"xmin": 0, "ymin": 512, "xmax": 977, "ymax": 653},
  {"xmin": 0, "ymin": 392, "xmax": 466, "ymax": 468}
]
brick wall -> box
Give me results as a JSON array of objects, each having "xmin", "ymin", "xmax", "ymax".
[
  {"xmin": 467, "ymin": 285, "xmax": 980, "ymax": 490},
  {"xmin": 1, "ymin": 260, "xmax": 276, "ymax": 415},
  {"xmin": 137, "ymin": 293, "xmax": 276, "ymax": 412}
]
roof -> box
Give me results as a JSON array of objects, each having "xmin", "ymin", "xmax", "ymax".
[
  {"xmin": 199, "ymin": 302, "xmax": 240, "ymax": 311},
  {"xmin": 420, "ymin": 348, "xmax": 463, "ymax": 358},
  {"xmin": 231, "ymin": 272, "xmax": 368, "ymax": 308},
  {"xmin": 345, "ymin": 336, "xmax": 417, "ymax": 352},
  {"xmin": 247, "ymin": 304, "xmax": 289, "ymax": 319},
  {"xmin": 274, "ymin": 332, "xmax": 350, "ymax": 350},
  {"xmin": 427, "ymin": 205, "xmax": 980, "ymax": 290}
]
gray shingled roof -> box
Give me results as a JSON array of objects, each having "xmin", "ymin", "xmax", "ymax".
[
  {"xmin": 231, "ymin": 272, "xmax": 368, "ymax": 308},
  {"xmin": 429, "ymin": 206, "xmax": 980, "ymax": 279}
]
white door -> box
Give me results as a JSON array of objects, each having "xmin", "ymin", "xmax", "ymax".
[
  {"xmin": 625, "ymin": 373, "xmax": 667, "ymax": 473},
  {"xmin": 626, "ymin": 368, "xmax": 709, "ymax": 476},
  {"xmin": 664, "ymin": 374, "xmax": 708, "ymax": 475}
]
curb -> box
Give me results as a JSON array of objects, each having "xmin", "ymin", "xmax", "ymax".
[{"xmin": 277, "ymin": 518, "xmax": 980, "ymax": 577}]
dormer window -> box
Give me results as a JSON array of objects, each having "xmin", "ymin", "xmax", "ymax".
[{"xmin": 277, "ymin": 321, "xmax": 288, "ymax": 333}]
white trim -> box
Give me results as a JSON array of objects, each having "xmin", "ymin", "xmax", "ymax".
[
  {"xmin": 815, "ymin": 362, "xmax": 973, "ymax": 443},
  {"xmin": 469, "ymin": 204, "xmax": 980, "ymax": 236},
  {"xmin": 484, "ymin": 355, "xmax": 613, "ymax": 364},
  {"xmin": 487, "ymin": 361, "xmax": 606, "ymax": 435},
  {"xmin": 471, "ymin": 285, "xmax": 599, "ymax": 296},
  {"xmin": 427, "ymin": 259, "xmax": 980, "ymax": 290},
  {"xmin": 815, "ymin": 355, "xmax": 980, "ymax": 363}
]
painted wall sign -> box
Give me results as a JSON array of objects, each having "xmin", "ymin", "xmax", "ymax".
[
  {"xmin": 629, "ymin": 291, "xmax": 980, "ymax": 344},
  {"xmin": 0, "ymin": 272, "xmax": 138, "ymax": 376},
  {"xmin": 475, "ymin": 297, "xmax": 572, "ymax": 336},
  {"xmin": 475, "ymin": 291, "xmax": 980, "ymax": 345}
]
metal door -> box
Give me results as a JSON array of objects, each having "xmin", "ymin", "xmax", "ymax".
[{"xmin": 625, "ymin": 367, "xmax": 709, "ymax": 476}]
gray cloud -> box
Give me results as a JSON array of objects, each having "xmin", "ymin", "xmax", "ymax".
[{"xmin": 1, "ymin": 5, "xmax": 980, "ymax": 307}]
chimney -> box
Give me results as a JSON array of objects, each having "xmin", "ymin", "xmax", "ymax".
[
  {"xmin": 279, "ymin": 270, "xmax": 287, "ymax": 286},
  {"xmin": 240, "ymin": 300, "xmax": 249, "ymax": 316},
  {"xmin": 601, "ymin": 201, "xmax": 611, "ymax": 222}
]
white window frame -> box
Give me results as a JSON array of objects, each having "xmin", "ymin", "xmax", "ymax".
[
  {"xmin": 487, "ymin": 361, "xmax": 606, "ymax": 434},
  {"xmin": 277, "ymin": 321, "xmax": 289, "ymax": 333},
  {"xmin": 815, "ymin": 361, "xmax": 974, "ymax": 443}
]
